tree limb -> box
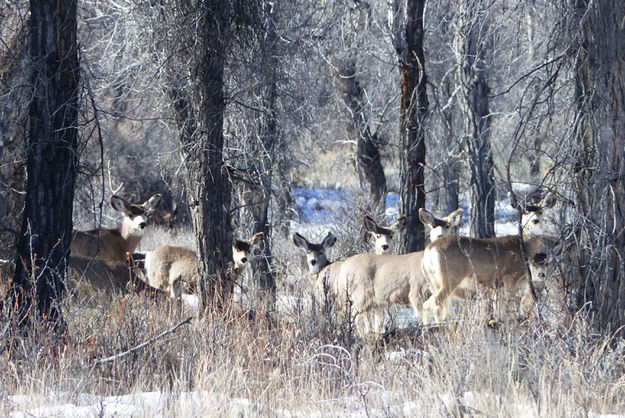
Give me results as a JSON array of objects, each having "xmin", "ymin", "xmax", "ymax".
[{"xmin": 95, "ymin": 316, "xmax": 193, "ymax": 365}]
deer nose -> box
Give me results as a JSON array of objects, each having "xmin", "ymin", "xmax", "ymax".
[
  {"xmin": 382, "ymin": 245, "xmax": 389, "ymax": 251},
  {"xmin": 139, "ymin": 222, "xmax": 147, "ymax": 229},
  {"xmin": 310, "ymin": 259, "xmax": 317, "ymax": 266},
  {"xmin": 240, "ymin": 257, "xmax": 247, "ymax": 264}
]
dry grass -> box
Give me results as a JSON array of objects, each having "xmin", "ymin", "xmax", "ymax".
[{"xmin": 2, "ymin": 227, "xmax": 625, "ymax": 416}]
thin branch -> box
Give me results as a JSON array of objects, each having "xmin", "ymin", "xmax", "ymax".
[{"xmin": 95, "ymin": 317, "xmax": 193, "ymax": 365}]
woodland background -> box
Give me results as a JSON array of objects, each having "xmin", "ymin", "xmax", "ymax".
[
  {"xmin": 3, "ymin": 1, "xmax": 625, "ymax": 415},
  {"xmin": 0, "ymin": 0, "xmax": 624, "ymax": 362}
]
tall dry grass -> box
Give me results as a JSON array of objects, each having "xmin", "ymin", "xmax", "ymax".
[
  {"xmin": 2, "ymin": 227, "xmax": 625, "ymax": 416},
  {"xmin": 2, "ymin": 281, "xmax": 625, "ymax": 417}
]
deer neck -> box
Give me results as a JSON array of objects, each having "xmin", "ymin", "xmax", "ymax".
[{"xmin": 116, "ymin": 221, "xmax": 143, "ymax": 253}]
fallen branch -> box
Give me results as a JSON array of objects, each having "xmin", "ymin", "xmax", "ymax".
[{"xmin": 95, "ymin": 316, "xmax": 193, "ymax": 365}]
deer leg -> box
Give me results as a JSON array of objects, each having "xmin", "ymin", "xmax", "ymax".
[
  {"xmin": 423, "ymin": 282, "xmax": 457, "ymax": 325},
  {"xmin": 409, "ymin": 284, "xmax": 427, "ymax": 323},
  {"xmin": 372, "ymin": 305, "xmax": 385, "ymax": 338}
]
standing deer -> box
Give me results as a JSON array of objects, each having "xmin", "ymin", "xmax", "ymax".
[
  {"xmin": 363, "ymin": 215, "xmax": 407, "ymax": 254},
  {"xmin": 71, "ymin": 194, "xmax": 162, "ymax": 265},
  {"xmin": 231, "ymin": 232, "xmax": 265, "ymax": 310},
  {"xmin": 421, "ymin": 193, "xmax": 557, "ymax": 324},
  {"xmin": 311, "ymin": 208, "xmax": 463, "ymax": 337},
  {"xmin": 419, "ymin": 208, "xmax": 464, "ymax": 242},
  {"xmin": 292, "ymin": 231, "xmax": 337, "ymax": 275}
]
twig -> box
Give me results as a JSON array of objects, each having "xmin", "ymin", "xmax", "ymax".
[{"xmin": 94, "ymin": 317, "xmax": 193, "ymax": 365}]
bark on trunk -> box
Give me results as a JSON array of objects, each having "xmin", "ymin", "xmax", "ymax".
[
  {"xmin": 246, "ymin": 1, "xmax": 280, "ymax": 304},
  {"xmin": 571, "ymin": 0, "xmax": 625, "ymax": 331},
  {"xmin": 335, "ymin": 59, "xmax": 387, "ymax": 206},
  {"xmin": 455, "ymin": 2, "xmax": 495, "ymax": 238},
  {"xmin": 171, "ymin": 1, "xmax": 233, "ymax": 311},
  {"xmin": 0, "ymin": 5, "xmax": 28, "ymax": 280},
  {"xmin": 12, "ymin": 0, "xmax": 79, "ymax": 331},
  {"xmin": 389, "ymin": 0, "xmax": 428, "ymax": 253}
]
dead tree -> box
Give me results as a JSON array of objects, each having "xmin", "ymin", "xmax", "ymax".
[
  {"xmin": 243, "ymin": 0, "xmax": 281, "ymax": 307},
  {"xmin": 335, "ymin": 57, "xmax": 387, "ymax": 207},
  {"xmin": 332, "ymin": 3, "xmax": 386, "ymax": 207}
]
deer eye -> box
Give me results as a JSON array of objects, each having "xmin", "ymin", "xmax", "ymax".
[
  {"xmin": 532, "ymin": 219, "xmax": 540, "ymax": 224},
  {"xmin": 128, "ymin": 214, "xmax": 135, "ymax": 219}
]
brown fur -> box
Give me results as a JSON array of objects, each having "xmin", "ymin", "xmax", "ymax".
[
  {"xmin": 421, "ymin": 234, "xmax": 551, "ymax": 323},
  {"xmin": 144, "ymin": 245, "xmax": 198, "ymax": 299},
  {"xmin": 315, "ymin": 251, "xmax": 431, "ymax": 336},
  {"xmin": 71, "ymin": 194, "xmax": 162, "ymax": 265}
]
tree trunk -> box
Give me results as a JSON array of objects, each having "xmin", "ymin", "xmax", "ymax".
[
  {"xmin": 455, "ymin": 2, "xmax": 495, "ymax": 238},
  {"xmin": 0, "ymin": 4, "xmax": 28, "ymax": 279},
  {"xmin": 334, "ymin": 59, "xmax": 387, "ymax": 207},
  {"xmin": 171, "ymin": 1, "xmax": 232, "ymax": 311},
  {"xmin": 389, "ymin": 0, "xmax": 429, "ymax": 253},
  {"xmin": 12, "ymin": 0, "xmax": 79, "ymax": 331},
  {"xmin": 570, "ymin": 0, "xmax": 625, "ymax": 331},
  {"xmin": 246, "ymin": 0, "xmax": 280, "ymax": 305},
  {"xmin": 439, "ymin": 77, "xmax": 460, "ymax": 215}
]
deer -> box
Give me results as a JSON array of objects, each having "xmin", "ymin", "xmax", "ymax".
[
  {"xmin": 292, "ymin": 231, "xmax": 337, "ymax": 275},
  {"xmin": 71, "ymin": 194, "xmax": 162, "ymax": 266},
  {"xmin": 292, "ymin": 214, "xmax": 407, "ymax": 274},
  {"xmin": 231, "ymin": 232, "xmax": 266, "ymax": 310},
  {"xmin": 363, "ymin": 215, "xmax": 407, "ymax": 254},
  {"xmin": 309, "ymin": 208, "xmax": 463, "ymax": 337},
  {"xmin": 420, "ymin": 192, "xmax": 557, "ymax": 325},
  {"xmin": 143, "ymin": 232, "xmax": 265, "ymax": 304}
]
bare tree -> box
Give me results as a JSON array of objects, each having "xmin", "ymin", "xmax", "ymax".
[
  {"xmin": 454, "ymin": 1, "xmax": 495, "ymax": 238},
  {"xmin": 164, "ymin": 1, "xmax": 237, "ymax": 310},
  {"xmin": 12, "ymin": 0, "xmax": 79, "ymax": 331},
  {"xmin": 0, "ymin": 3, "xmax": 28, "ymax": 279},
  {"xmin": 567, "ymin": 0, "xmax": 625, "ymax": 331},
  {"xmin": 332, "ymin": 3, "xmax": 387, "ymax": 207},
  {"xmin": 389, "ymin": 0, "xmax": 429, "ymax": 252},
  {"xmin": 242, "ymin": 0, "xmax": 281, "ymax": 306}
]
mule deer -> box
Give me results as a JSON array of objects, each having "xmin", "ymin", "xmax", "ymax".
[
  {"xmin": 144, "ymin": 232, "xmax": 264, "ymax": 304},
  {"xmin": 363, "ymin": 215, "xmax": 407, "ymax": 254},
  {"xmin": 144, "ymin": 245, "xmax": 198, "ymax": 300},
  {"xmin": 293, "ymin": 231, "xmax": 337, "ymax": 274},
  {"xmin": 421, "ymin": 193, "xmax": 557, "ymax": 324},
  {"xmin": 419, "ymin": 208, "xmax": 463, "ymax": 242},
  {"xmin": 313, "ymin": 208, "xmax": 463, "ymax": 336},
  {"xmin": 512, "ymin": 191, "xmax": 556, "ymax": 238},
  {"xmin": 231, "ymin": 232, "xmax": 266, "ymax": 310},
  {"xmin": 71, "ymin": 194, "xmax": 162, "ymax": 265}
]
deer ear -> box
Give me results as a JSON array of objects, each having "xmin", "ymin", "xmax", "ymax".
[
  {"xmin": 532, "ymin": 252, "xmax": 548, "ymax": 265},
  {"xmin": 446, "ymin": 208, "xmax": 463, "ymax": 227},
  {"xmin": 233, "ymin": 240, "xmax": 247, "ymax": 252},
  {"xmin": 322, "ymin": 232, "xmax": 337, "ymax": 249},
  {"xmin": 144, "ymin": 194, "xmax": 162, "ymax": 210},
  {"xmin": 508, "ymin": 191, "xmax": 524, "ymax": 211},
  {"xmin": 251, "ymin": 232, "xmax": 264, "ymax": 247},
  {"xmin": 110, "ymin": 195, "xmax": 130, "ymax": 213},
  {"xmin": 363, "ymin": 216, "xmax": 378, "ymax": 233},
  {"xmin": 419, "ymin": 208, "xmax": 435, "ymax": 226},
  {"xmin": 541, "ymin": 192, "xmax": 556, "ymax": 209},
  {"xmin": 293, "ymin": 233, "xmax": 309, "ymax": 249},
  {"xmin": 391, "ymin": 215, "xmax": 407, "ymax": 232}
]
